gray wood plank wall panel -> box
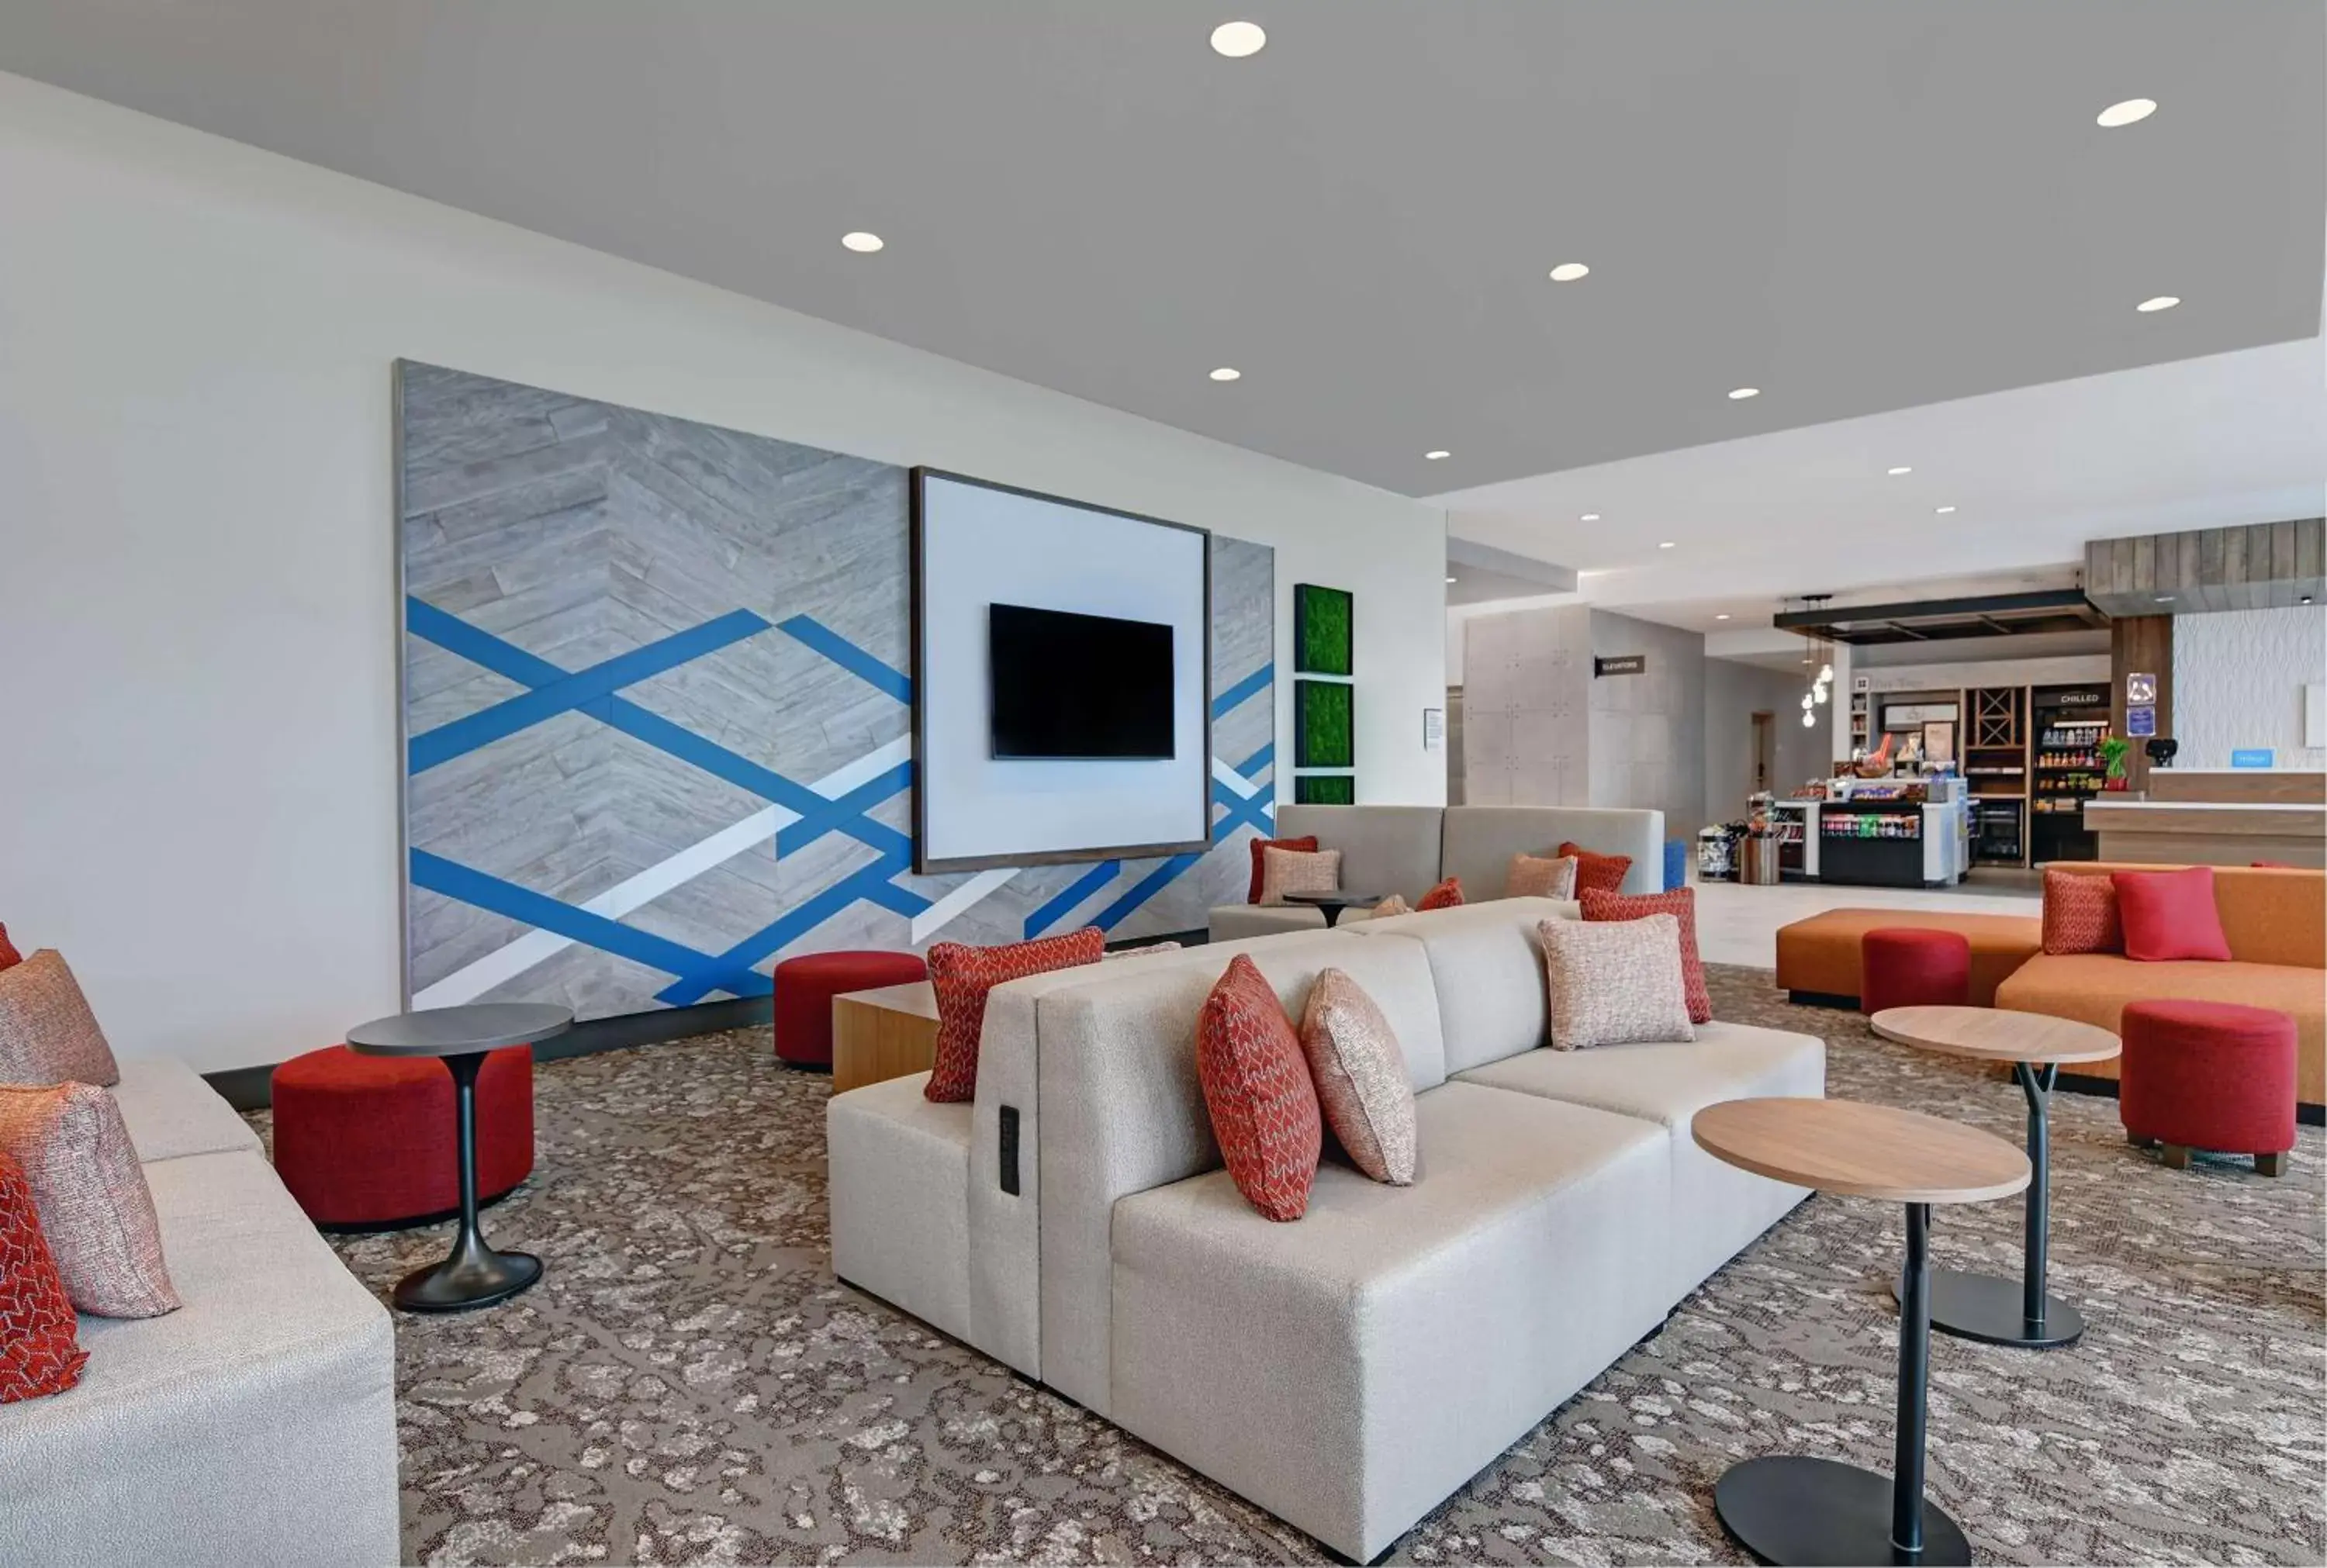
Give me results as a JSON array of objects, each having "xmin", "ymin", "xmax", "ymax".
[{"xmin": 399, "ymin": 363, "xmax": 1274, "ymax": 1018}]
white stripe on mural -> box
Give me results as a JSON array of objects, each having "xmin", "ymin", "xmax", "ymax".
[
  {"xmin": 413, "ymin": 735, "xmax": 915, "ymax": 1008},
  {"xmin": 908, "ymin": 866, "xmax": 1018, "ymax": 945},
  {"xmin": 1211, "ymin": 756, "xmax": 1258, "ymax": 800}
]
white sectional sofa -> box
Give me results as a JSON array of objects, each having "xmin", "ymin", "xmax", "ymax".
[
  {"xmin": 828, "ymin": 899, "xmax": 1823, "ymax": 1561},
  {"xmin": 1208, "ymin": 803, "xmax": 1666, "ymax": 941},
  {"xmin": 0, "ymin": 1058, "xmax": 400, "ymax": 1568}
]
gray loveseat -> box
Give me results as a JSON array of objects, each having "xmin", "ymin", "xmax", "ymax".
[
  {"xmin": 0, "ymin": 1058, "xmax": 400, "ymax": 1567},
  {"xmin": 1208, "ymin": 803, "xmax": 1665, "ymax": 941},
  {"xmin": 828, "ymin": 899, "xmax": 1822, "ymax": 1560}
]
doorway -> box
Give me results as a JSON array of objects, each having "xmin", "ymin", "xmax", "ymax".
[{"xmin": 1751, "ymin": 711, "xmax": 1775, "ymax": 795}]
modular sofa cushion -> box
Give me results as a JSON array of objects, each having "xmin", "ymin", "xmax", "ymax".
[
  {"xmin": 1275, "ymin": 804, "xmax": 1446, "ymax": 901},
  {"xmin": 1456, "ymin": 1021, "xmax": 1824, "ymax": 1299},
  {"xmin": 1774, "ymin": 908, "xmax": 2042, "ymax": 1006},
  {"xmin": 0, "ymin": 1148, "xmax": 398, "ymax": 1568},
  {"xmin": 1998, "ymin": 953, "xmax": 2327, "ymax": 1104},
  {"xmin": 109, "ymin": 1057, "xmax": 263, "ymax": 1164},
  {"xmin": 1354, "ymin": 897, "xmax": 1577, "ymax": 1072},
  {"xmin": 828, "ymin": 1071, "xmax": 975, "ymax": 1346},
  {"xmin": 1208, "ymin": 903, "xmax": 1329, "ymax": 942},
  {"xmin": 1437, "ymin": 806, "xmax": 1666, "ymax": 900},
  {"xmin": 1019, "ymin": 931, "xmax": 1447, "ymax": 1413},
  {"xmin": 966, "ymin": 928, "xmax": 1358, "ymax": 1381},
  {"xmin": 1110, "ymin": 1081, "xmax": 1671, "ymax": 1562}
]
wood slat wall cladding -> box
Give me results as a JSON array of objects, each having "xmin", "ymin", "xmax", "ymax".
[{"xmin": 2085, "ymin": 518, "xmax": 2325, "ymax": 616}]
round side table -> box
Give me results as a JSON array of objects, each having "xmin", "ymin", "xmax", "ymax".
[
  {"xmin": 1693, "ymin": 1097, "xmax": 2030, "ymax": 1567},
  {"xmin": 346, "ymin": 1002, "xmax": 570, "ymax": 1312},
  {"xmin": 1871, "ymin": 1006, "xmax": 2120, "ymax": 1349},
  {"xmin": 1280, "ymin": 890, "xmax": 1388, "ymax": 928}
]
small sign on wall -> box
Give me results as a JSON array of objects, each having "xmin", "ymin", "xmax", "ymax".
[
  {"xmin": 2126, "ymin": 706, "xmax": 2156, "ymax": 737},
  {"xmin": 2232, "ymin": 748, "xmax": 2277, "ymax": 768},
  {"xmin": 2126, "ymin": 672, "xmax": 2158, "ymax": 705},
  {"xmin": 1423, "ymin": 707, "xmax": 1445, "ymax": 753},
  {"xmin": 1594, "ymin": 654, "xmax": 1648, "ymax": 677}
]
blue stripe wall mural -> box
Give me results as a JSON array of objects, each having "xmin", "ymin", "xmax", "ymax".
[{"xmin": 397, "ymin": 362, "xmax": 1274, "ymax": 1020}]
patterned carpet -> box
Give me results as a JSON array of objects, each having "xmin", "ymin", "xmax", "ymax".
[{"xmin": 250, "ymin": 967, "xmax": 2326, "ymax": 1566}]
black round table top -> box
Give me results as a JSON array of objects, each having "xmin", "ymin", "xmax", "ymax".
[
  {"xmin": 347, "ymin": 1002, "xmax": 573, "ymax": 1057},
  {"xmin": 1281, "ymin": 890, "xmax": 1388, "ymax": 908}
]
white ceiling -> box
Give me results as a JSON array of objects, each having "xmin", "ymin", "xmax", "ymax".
[
  {"xmin": 1, "ymin": 1, "xmax": 2320, "ymax": 499},
  {"xmin": 1435, "ymin": 340, "xmax": 2327, "ymax": 630}
]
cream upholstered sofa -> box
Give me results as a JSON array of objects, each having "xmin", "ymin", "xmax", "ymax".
[
  {"xmin": 828, "ymin": 899, "xmax": 1823, "ymax": 1560},
  {"xmin": 1208, "ymin": 803, "xmax": 1665, "ymax": 941},
  {"xmin": 0, "ymin": 1058, "xmax": 399, "ymax": 1567}
]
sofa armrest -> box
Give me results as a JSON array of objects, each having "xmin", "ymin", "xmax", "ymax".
[{"xmin": 1206, "ymin": 903, "xmax": 1328, "ymax": 941}]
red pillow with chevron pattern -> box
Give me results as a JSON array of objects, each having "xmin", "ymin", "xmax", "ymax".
[
  {"xmin": 0, "ymin": 1150, "xmax": 88, "ymax": 1403},
  {"xmin": 1417, "ymin": 877, "xmax": 1465, "ymax": 911},
  {"xmin": 923, "ymin": 927, "xmax": 1105, "ymax": 1102},
  {"xmin": 2041, "ymin": 868, "xmax": 2121, "ymax": 955},
  {"xmin": 1559, "ymin": 843, "xmax": 1634, "ymax": 896},
  {"xmin": 1197, "ymin": 955, "xmax": 1322, "ymax": 1221},
  {"xmin": 0, "ymin": 926, "xmax": 19, "ymax": 971}
]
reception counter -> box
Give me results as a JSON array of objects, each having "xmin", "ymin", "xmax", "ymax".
[{"xmin": 2083, "ymin": 796, "xmax": 2326, "ymax": 868}]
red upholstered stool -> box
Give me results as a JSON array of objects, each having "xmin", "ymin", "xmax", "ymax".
[
  {"xmin": 2120, "ymin": 1000, "xmax": 2298, "ymax": 1176},
  {"xmin": 1859, "ymin": 927, "xmax": 1973, "ymax": 1015},
  {"xmin": 271, "ymin": 1045, "xmax": 534, "ymax": 1227},
  {"xmin": 773, "ymin": 950, "xmax": 928, "ymax": 1068}
]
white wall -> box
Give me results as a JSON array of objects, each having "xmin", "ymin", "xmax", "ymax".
[
  {"xmin": 2173, "ymin": 606, "xmax": 2327, "ymax": 769},
  {"xmin": 0, "ymin": 74, "xmax": 1447, "ymax": 1072},
  {"xmin": 1589, "ymin": 610, "xmax": 1708, "ymax": 837},
  {"xmin": 1706, "ymin": 658, "xmax": 1832, "ymax": 819}
]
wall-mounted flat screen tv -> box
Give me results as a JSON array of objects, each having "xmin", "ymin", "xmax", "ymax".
[{"xmin": 988, "ymin": 603, "xmax": 1176, "ymax": 759}]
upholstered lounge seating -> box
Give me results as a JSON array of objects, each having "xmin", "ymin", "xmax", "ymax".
[{"xmin": 827, "ymin": 898, "xmax": 1823, "ymax": 1560}]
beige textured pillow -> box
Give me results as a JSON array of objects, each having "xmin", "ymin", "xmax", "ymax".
[
  {"xmin": 1506, "ymin": 853, "xmax": 1578, "ymax": 900},
  {"xmin": 1102, "ymin": 941, "xmax": 1184, "ymax": 960},
  {"xmin": 1535, "ymin": 914, "xmax": 1694, "ymax": 1050},
  {"xmin": 0, "ymin": 1083, "xmax": 179, "ymax": 1318},
  {"xmin": 1360, "ymin": 894, "xmax": 1412, "ymax": 921},
  {"xmin": 0, "ymin": 950, "xmax": 121, "ymax": 1087},
  {"xmin": 1297, "ymin": 969, "xmax": 1417, "ymax": 1185},
  {"xmin": 1259, "ymin": 845, "xmax": 1341, "ymax": 905}
]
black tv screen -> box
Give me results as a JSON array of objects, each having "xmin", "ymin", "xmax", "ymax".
[{"xmin": 988, "ymin": 603, "xmax": 1176, "ymax": 760}]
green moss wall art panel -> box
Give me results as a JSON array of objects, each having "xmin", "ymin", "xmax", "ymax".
[
  {"xmin": 1294, "ymin": 583, "xmax": 1354, "ymax": 676},
  {"xmin": 1295, "ymin": 679, "xmax": 1355, "ymax": 768},
  {"xmin": 1294, "ymin": 774, "xmax": 1356, "ymax": 805}
]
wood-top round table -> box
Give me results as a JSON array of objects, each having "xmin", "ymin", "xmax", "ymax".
[
  {"xmin": 1871, "ymin": 1006, "xmax": 2121, "ymax": 1349},
  {"xmin": 1693, "ymin": 1097, "xmax": 2030, "ymax": 1567},
  {"xmin": 346, "ymin": 1002, "xmax": 571, "ymax": 1312}
]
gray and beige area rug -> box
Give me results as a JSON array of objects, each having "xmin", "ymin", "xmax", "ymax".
[{"xmin": 249, "ymin": 967, "xmax": 2326, "ymax": 1566}]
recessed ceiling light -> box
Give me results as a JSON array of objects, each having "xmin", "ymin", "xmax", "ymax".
[
  {"xmin": 1935, "ymin": 505, "xmax": 1957, "ymax": 515},
  {"xmin": 1728, "ymin": 386, "xmax": 1760, "ymax": 400},
  {"xmin": 1210, "ymin": 20, "xmax": 1266, "ymax": 57},
  {"xmin": 1581, "ymin": 513, "xmax": 1601, "ymax": 521},
  {"xmin": 2136, "ymin": 295, "xmax": 2180, "ymax": 313},
  {"xmin": 1887, "ymin": 465, "xmax": 1913, "ymax": 476},
  {"xmin": 1715, "ymin": 613, "xmax": 1731, "ymax": 621},
  {"xmin": 841, "ymin": 231, "xmax": 883, "ymax": 253},
  {"xmin": 1208, "ymin": 366, "xmax": 1241, "ymax": 382},
  {"xmin": 2156, "ymin": 595, "xmax": 2176, "ymax": 603},
  {"xmin": 1424, "ymin": 450, "xmax": 1450, "ymax": 461},
  {"xmin": 2097, "ymin": 98, "xmax": 2157, "ymax": 128},
  {"xmin": 1548, "ymin": 262, "xmax": 1590, "ymax": 282},
  {"xmin": 1445, "ymin": 575, "xmax": 1458, "ymax": 584},
  {"xmin": 1658, "ymin": 541, "xmax": 1676, "ymax": 550}
]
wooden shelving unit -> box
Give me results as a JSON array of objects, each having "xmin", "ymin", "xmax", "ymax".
[{"xmin": 1963, "ymin": 685, "xmax": 2027, "ymax": 867}]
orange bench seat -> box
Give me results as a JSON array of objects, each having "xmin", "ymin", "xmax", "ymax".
[{"xmin": 1774, "ymin": 907, "xmax": 2042, "ymax": 1007}]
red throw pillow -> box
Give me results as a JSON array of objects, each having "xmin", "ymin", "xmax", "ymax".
[
  {"xmin": 2112, "ymin": 866, "xmax": 2232, "ymax": 963},
  {"xmin": 923, "ymin": 928, "xmax": 1105, "ymax": 1102},
  {"xmin": 1559, "ymin": 842, "xmax": 1633, "ymax": 896},
  {"xmin": 1247, "ymin": 836, "xmax": 1319, "ymax": 903},
  {"xmin": 1417, "ymin": 876, "xmax": 1464, "ymax": 912},
  {"xmin": 0, "ymin": 1149, "xmax": 88, "ymax": 1402},
  {"xmin": 2041, "ymin": 869, "xmax": 2121, "ymax": 955},
  {"xmin": 1197, "ymin": 955, "xmax": 1322, "ymax": 1221},
  {"xmin": 0, "ymin": 925, "xmax": 20, "ymax": 971},
  {"xmin": 1578, "ymin": 887, "xmax": 1713, "ymax": 1024}
]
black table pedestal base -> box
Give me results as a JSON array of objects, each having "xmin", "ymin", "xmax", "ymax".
[
  {"xmin": 1715, "ymin": 1456, "xmax": 1972, "ymax": 1566},
  {"xmin": 1891, "ymin": 1268, "xmax": 2087, "ymax": 1348},
  {"xmin": 394, "ymin": 1243, "xmax": 541, "ymax": 1313}
]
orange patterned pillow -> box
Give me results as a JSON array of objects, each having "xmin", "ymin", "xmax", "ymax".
[
  {"xmin": 2042, "ymin": 869, "xmax": 2121, "ymax": 955},
  {"xmin": 1559, "ymin": 842, "xmax": 1634, "ymax": 896},
  {"xmin": 1197, "ymin": 956, "xmax": 1322, "ymax": 1221},
  {"xmin": 0, "ymin": 1150, "xmax": 87, "ymax": 1402},
  {"xmin": 922, "ymin": 928, "xmax": 1105, "ymax": 1102},
  {"xmin": 1418, "ymin": 876, "xmax": 1465, "ymax": 911},
  {"xmin": 0, "ymin": 1083, "xmax": 179, "ymax": 1318}
]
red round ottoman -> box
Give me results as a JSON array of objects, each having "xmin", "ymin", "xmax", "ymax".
[
  {"xmin": 1860, "ymin": 927, "xmax": 1972, "ymax": 1015},
  {"xmin": 773, "ymin": 949, "xmax": 928, "ymax": 1068},
  {"xmin": 271, "ymin": 1044, "xmax": 534, "ymax": 1227},
  {"xmin": 2120, "ymin": 1000, "xmax": 2297, "ymax": 1176}
]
